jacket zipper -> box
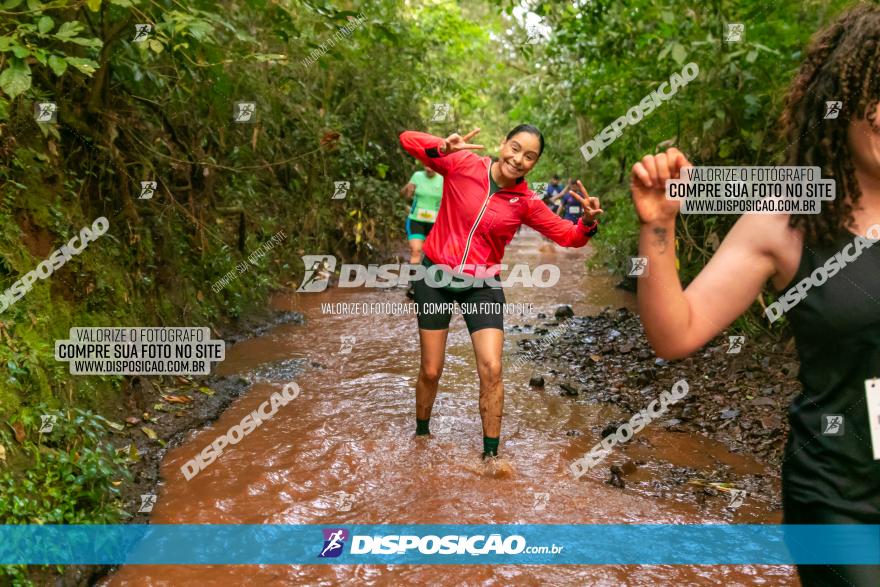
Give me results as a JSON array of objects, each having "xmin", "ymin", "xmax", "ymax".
[{"xmin": 457, "ymin": 163, "xmax": 494, "ymax": 272}]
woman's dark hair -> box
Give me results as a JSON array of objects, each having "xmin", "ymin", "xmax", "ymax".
[
  {"xmin": 782, "ymin": 3, "xmax": 880, "ymax": 245},
  {"xmin": 506, "ymin": 124, "xmax": 545, "ymax": 156}
]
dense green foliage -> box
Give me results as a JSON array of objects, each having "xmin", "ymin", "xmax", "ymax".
[
  {"xmin": 0, "ymin": 0, "xmax": 869, "ymax": 581},
  {"xmin": 496, "ymin": 0, "xmax": 855, "ymax": 331},
  {"xmin": 0, "ymin": 2, "xmax": 505, "ymax": 581},
  {"xmin": 0, "ymin": 1, "xmax": 503, "ymax": 410},
  {"xmin": 0, "ymin": 406, "xmax": 131, "ymax": 524},
  {"xmin": 0, "ymin": 406, "xmax": 132, "ymax": 584}
]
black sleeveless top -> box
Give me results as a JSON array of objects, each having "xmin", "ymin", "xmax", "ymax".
[{"xmin": 783, "ymin": 227, "xmax": 880, "ymax": 517}]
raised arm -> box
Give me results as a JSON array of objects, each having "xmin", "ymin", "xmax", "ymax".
[
  {"xmin": 631, "ymin": 148, "xmax": 787, "ymax": 359},
  {"xmin": 398, "ymin": 129, "xmax": 484, "ymax": 176},
  {"xmin": 552, "ymin": 182, "xmax": 572, "ymax": 203},
  {"xmin": 524, "ymin": 181, "xmax": 603, "ymax": 247}
]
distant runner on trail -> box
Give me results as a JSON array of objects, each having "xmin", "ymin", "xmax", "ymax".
[
  {"xmin": 556, "ymin": 179, "xmax": 585, "ymax": 223},
  {"xmin": 630, "ymin": 5, "xmax": 880, "ymax": 586},
  {"xmin": 543, "ymin": 174, "xmax": 565, "ymax": 212},
  {"xmin": 399, "ymin": 125, "xmax": 603, "ymax": 460},
  {"xmin": 401, "ymin": 165, "xmax": 444, "ymax": 299}
]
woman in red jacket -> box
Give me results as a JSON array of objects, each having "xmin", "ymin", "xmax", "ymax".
[{"xmin": 399, "ymin": 125, "xmax": 603, "ymax": 459}]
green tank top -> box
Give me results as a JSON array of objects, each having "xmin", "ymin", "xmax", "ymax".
[{"xmin": 407, "ymin": 171, "xmax": 444, "ymax": 223}]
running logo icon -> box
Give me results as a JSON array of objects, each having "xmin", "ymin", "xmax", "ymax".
[
  {"xmin": 822, "ymin": 414, "xmax": 844, "ymax": 436},
  {"xmin": 533, "ymin": 492, "xmax": 550, "ymax": 511},
  {"xmin": 319, "ymin": 528, "xmax": 349, "ymax": 558},
  {"xmin": 727, "ymin": 336, "xmax": 745, "ymax": 354},
  {"xmin": 338, "ymin": 335, "xmax": 355, "ymax": 355},
  {"xmin": 332, "ymin": 181, "xmax": 350, "ymax": 200},
  {"xmin": 133, "ymin": 24, "xmax": 151, "ymax": 42},
  {"xmin": 725, "ymin": 23, "xmax": 744, "ymax": 42},
  {"xmin": 523, "ymin": 24, "xmax": 541, "ymax": 45},
  {"xmin": 334, "ymin": 491, "xmax": 355, "ymax": 512},
  {"xmin": 628, "ymin": 257, "xmax": 648, "ymax": 277},
  {"xmin": 431, "ymin": 103, "xmax": 451, "ymax": 122},
  {"xmin": 39, "ymin": 415, "xmax": 56, "ymax": 433},
  {"xmin": 727, "ymin": 489, "xmax": 746, "ymax": 510},
  {"xmin": 139, "ymin": 181, "xmax": 157, "ymax": 200},
  {"xmin": 824, "ymin": 101, "xmax": 842, "ymax": 119},
  {"xmin": 35, "ymin": 102, "xmax": 57, "ymax": 123},
  {"xmin": 138, "ymin": 494, "xmax": 157, "ymax": 513},
  {"xmin": 297, "ymin": 255, "xmax": 337, "ymax": 292},
  {"xmin": 234, "ymin": 102, "xmax": 256, "ymax": 123},
  {"xmin": 531, "ymin": 182, "xmax": 548, "ymax": 199}
]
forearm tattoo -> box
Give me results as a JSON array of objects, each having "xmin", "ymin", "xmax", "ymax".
[{"xmin": 653, "ymin": 226, "xmax": 668, "ymax": 254}]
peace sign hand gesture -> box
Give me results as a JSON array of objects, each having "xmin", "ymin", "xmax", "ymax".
[
  {"xmin": 439, "ymin": 128, "xmax": 485, "ymax": 155},
  {"xmin": 569, "ymin": 180, "xmax": 604, "ymax": 224}
]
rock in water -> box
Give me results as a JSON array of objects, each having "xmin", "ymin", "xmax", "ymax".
[
  {"xmin": 601, "ymin": 421, "xmax": 623, "ymax": 438},
  {"xmin": 529, "ymin": 375, "xmax": 545, "ymax": 388},
  {"xmin": 608, "ymin": 465, "xmax": 626, "ymax": 488},
  {"xmin": 620, "ymin": 460, "xmax": 638, "ymax": 476},
  {"xmin": 554, "ymin": 305, "xmax": 574, "ymax": 320},
  {"xmin": 559, "ymin": 381, "xmax": 579, "ymax": 396}
]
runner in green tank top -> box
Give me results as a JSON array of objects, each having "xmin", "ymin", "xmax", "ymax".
[
  {"xmin": 401, "ymin": 166, "xmax": 443, "ymax": 299},
  {"xmin": 401, "ymin": 166, "xmax": 444, "ymax": 263}
]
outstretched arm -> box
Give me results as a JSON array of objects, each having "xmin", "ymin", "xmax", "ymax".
[
  {"xmin": 524, "ymin": 181, "xmax": 603, "ymax": 247},
  {"xmin": 632, "ymin": 148, "xmax": 782, "ymax": 359},
  {"xmin": 398, "ymin": 129, "xmax": 484, "ymax": 176}
]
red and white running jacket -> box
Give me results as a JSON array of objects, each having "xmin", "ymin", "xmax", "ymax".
[{"xmin": 399, "ymin": 130, "xmax": 596, "ymax": 277}]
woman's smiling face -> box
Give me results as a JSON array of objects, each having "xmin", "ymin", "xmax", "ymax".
[{"xmin": 497, "ymin": 132, "xmax": 541, "ymax": 181}]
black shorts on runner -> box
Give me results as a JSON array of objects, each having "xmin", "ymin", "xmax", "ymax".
[
  {"xmin": 412, "ymin": 271, "xmax": 505, "ymax": 334},
  {"xmin": 406, "ymin": 218, "xmax": 433, "ymax": 241}
]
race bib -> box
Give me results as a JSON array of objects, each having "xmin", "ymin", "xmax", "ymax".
[
  {"xmin": 866, "ymin": 379, "xmax": 880, "ymax": 460},
  {"xmin": 568, "ymin": 206, "xmax": 581, "ymax": 215},
  {"xmin": 416, "ymin": 209, "xmax": 437, "ymax": 222}
]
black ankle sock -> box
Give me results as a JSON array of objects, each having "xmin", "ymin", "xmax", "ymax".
[
  {"xmin": 483, "ymin": 436, "xmax": 499, "ymax": 458},
  {"xmin": 416, "ymin": 418, "xmax": 430, "ymax": 435}
]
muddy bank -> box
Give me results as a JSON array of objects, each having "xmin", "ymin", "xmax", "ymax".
[
  {"xmin": 113, "ymin": 311, "xmax": 308, "ymax": 521},
  {"xmin": 28, "ymin": 310, "xmax": 306, "ymax": 587},
  {"xmin": 516, "ymin": 306, "xmax": 799, "ymax": 513}
]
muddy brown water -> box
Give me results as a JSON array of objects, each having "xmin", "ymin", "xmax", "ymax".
[{"xmin": 106, "ymin": 227, "xmax": 795, "ymax": 586}]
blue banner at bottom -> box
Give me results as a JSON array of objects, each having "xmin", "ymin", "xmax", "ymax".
[{"xmin": 1, "ymin": 524, "xmax": 879, "ymax": 565}]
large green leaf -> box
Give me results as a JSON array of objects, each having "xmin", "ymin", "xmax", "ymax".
[
  {"xmin": 0, "ymin": 59, "xmax": 31, "ymax": 98},
  {"xmin": 64, "ymin": 57, "xmax": 99, "ymax": 75},
  {"xmin": 670, "ymin": 42, "xmax": 687, "ymax": 65},
  {"xmin": 48, "ymin": 55, "xmax": 68, "ymax": 77},
  {"xmin": 55, "ymin": 21, "xmax": 85, "ymax": 40},
  {"xmin": 63, "ymin": 36, "xmax": 103, "ymax": 48},
  {"xmin": 38, "ymin": 16, "xmax": 54, "ymax": 34}
]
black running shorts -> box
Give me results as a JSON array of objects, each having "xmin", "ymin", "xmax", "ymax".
[{"xmin": 412, "ymin": 274, "xmax": 505, "ymax": 333}]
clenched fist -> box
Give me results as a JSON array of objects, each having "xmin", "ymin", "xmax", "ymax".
[{"xmin": 630, "ymin": 147, "xmax": 692, "ymax": 225}]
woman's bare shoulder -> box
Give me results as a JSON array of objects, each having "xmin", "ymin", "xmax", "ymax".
[{"xmin": 732, "ymin": 213, "xmax": 803, "ymax": 290}]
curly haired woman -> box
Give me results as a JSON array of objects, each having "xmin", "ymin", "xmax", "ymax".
[{"xmin": 630, "ymin": 5, "xmax": 880, "ymax": 585}]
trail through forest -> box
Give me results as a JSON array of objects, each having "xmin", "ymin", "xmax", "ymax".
[{"xmin": 106, "ymin": 228, "xmax": 795, "ymax": 586}]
